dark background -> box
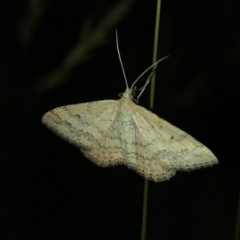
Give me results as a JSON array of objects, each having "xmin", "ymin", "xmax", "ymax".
[{"xmin": 1, "ymin": 0, "xmax": 239, "ymax": 239}]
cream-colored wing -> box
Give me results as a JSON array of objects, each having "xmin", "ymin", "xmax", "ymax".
[
  {"xmin": 131, "ymin": 103, "xmax": 218, "ymax": 170},
  {"xmin": 42, "ymin": 100, "xmax": 118, "ymax": 149}
]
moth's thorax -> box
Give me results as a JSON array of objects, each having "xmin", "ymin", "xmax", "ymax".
[{"xmin": 122, "ymin": 88, "xmax": 133, "ymax": 101}]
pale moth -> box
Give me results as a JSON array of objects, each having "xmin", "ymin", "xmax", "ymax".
[{"xmin": 42, "ymin": 33, "xmax": 218, "ymax": 182}]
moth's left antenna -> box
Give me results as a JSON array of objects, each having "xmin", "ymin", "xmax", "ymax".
[{"xmin": 116, "ymin": 30, "xmax": 128, "ymax": 88}]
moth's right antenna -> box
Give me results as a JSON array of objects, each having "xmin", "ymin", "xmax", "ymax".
[
  {"xmin": 131, "ymin": 55, "xmax": 169, "ymax": 90},
  {"xmin": 137, "ymin": 63, "xmax": 158, "ymax": 101},
  {"xmin": 116, "ymin": 30, "xmax": 128, "ymax": 89}
]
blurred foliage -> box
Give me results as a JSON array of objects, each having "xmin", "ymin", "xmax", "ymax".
[{"xmin": 18, "ymin": 0, "xmax": 137, "ymax": 97}]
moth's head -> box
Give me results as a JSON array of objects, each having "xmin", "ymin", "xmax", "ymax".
[
  {"xmin": 122, "ymin": 88, "xmax": 133, "ymax": 100},
  {"xmin": 121, "ymin": 86, "xmax": 138, "ymax": 101}
]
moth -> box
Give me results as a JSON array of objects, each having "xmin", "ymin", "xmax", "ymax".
[{"xmin": 42, "ymin": 33, "xmax": 218, "ymax": 182}]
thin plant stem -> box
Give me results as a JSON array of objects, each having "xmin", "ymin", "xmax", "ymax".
[
  {"xmin": 235, "ymin": 182, "xmax": 240, "ymax": 240},
  {"xmin": 150, "ymin": 0, "xmax": 161, "ymax": 109},
  {"xmin": 141, "ymin": 1, "xmax": 162, "ymax": 240},
  {"xmin": 141, "ymin": 178, "xmax": 149, "ymax": 240}
]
